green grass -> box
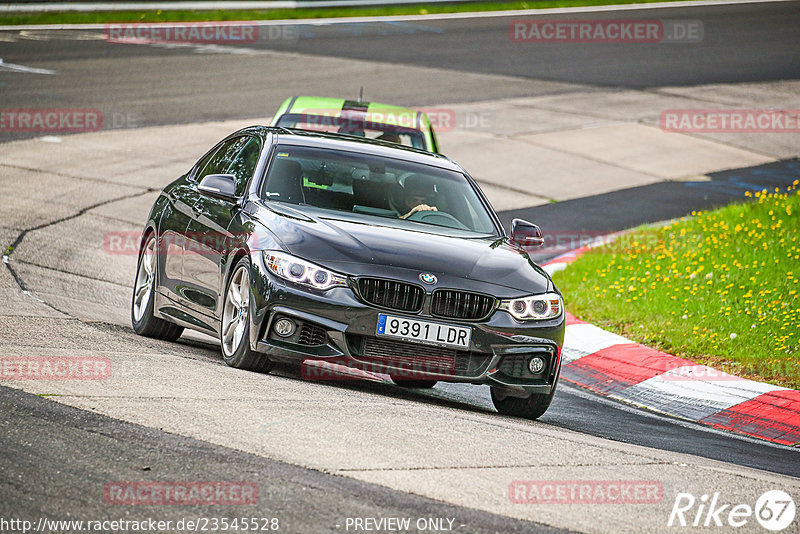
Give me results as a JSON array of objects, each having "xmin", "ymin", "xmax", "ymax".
[
  {"xmin": 0, "ymin": 0, "xmax": 689, "ymax": 26},
  {"xmin": 552, "ymin": 183, "xmax": 800, "ymax": 389}
]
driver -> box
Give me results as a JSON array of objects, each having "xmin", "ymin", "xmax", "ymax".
[{"xmin": 398, "ymin": 174, "xmax": 438, "ymax": 220}]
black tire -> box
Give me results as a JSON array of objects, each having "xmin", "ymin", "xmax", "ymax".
[
  {"xmin": 220, "ymin": 256, "xmax": 274, "ymax": 373},
  {"xmin": 131, "ymin": 233, "xmax": 183, "ymax": 341},
  {"xmin": 490, "ymin": 386, "xmax": 555, "ymax": 420},
  {"xmin": 390, "ymin": 377, "xmax": 437, "ymax": 389}
]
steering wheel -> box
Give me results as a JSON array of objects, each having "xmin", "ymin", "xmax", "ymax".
[{"xmin": 407, "ymin": 210, "xmax": 470, "ymax": 230}]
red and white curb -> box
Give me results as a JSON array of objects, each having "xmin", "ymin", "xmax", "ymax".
[{"xmin": 542, "ymin": 248, "xmax": 800, "ymax": 447}]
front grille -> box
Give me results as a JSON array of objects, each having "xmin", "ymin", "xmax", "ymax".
[
  {"xmin": 431, "ymin": 290, "xmax": 496, "ymax": 320},
  {"xmin": 357, "ymin": 278, "xmax": 424, "ymax": 313},
  {"xmin": 298, "ymin": 323, "xmax": 327, "ymax": 346},
  {"xmin": 348, "ymin": 335, "xmax": 492, "ymax": 378}
]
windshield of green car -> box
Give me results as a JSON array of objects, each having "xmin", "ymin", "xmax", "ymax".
[
  {"xmin": 275, "ymin": 113, "xmax": 427, "ymax": 150},
  {"xmin": 259, "ymin": 145, "xmax": 498, "ymax": 237}
]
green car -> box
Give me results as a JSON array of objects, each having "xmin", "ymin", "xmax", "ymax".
[{"xmin": 270, "ymin": 96, "xmax": 440, "ymax": 153}]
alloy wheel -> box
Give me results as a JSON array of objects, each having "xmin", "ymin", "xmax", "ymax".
[{"xmin": 222, "ymin": 266, "xmax": 250, "ymax": 356}]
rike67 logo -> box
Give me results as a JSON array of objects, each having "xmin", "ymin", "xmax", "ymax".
[{"xmin": 668, "ymin": 490, "xmax": 795, "ymax": 531}]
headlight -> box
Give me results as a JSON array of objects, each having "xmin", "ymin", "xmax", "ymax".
[
  {"xmin": 263, "ymin": 251, "xmax": 347, "ymax": 291},
  {"xmin": 499, "ymin": 292, "xmax": 562, "ymax": 321}
]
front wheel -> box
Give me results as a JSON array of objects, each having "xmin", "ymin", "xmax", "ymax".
[
  {"xmin": 220, "ymin": 257, "xmax": 274, "ymax": 373},
  {"xmin": 131, "ymin": 233, "xmax": 183, "ymax": 341},
  {"xmin": 490, "ymin": 386, "xmax": 555, "ymax": 420}
]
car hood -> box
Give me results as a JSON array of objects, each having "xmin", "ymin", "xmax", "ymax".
[{"xmin": 251, "ymin": 203, "xmax": 551, "ymax": 296}]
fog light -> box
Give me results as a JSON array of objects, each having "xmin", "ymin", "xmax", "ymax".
[
  {"xmin": 528, "ymin": 356, "xmax": 545, "ymax": 374},
  {"xmin": 274, "ymin": 318, "xmax": 296, "ymax": 337}
]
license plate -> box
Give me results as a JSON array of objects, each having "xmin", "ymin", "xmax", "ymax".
[{"xmin": 376, "ymin": 314, "xmax": 471, "ymax": 350}]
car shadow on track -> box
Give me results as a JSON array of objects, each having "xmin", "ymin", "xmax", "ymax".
[
  {"xmin": 106, "ymin": 321, "xmax": 507, "ymax": 420},
  {"xmin": 269, "ymin": 360, "xmax": 502, "ymax": 418}
]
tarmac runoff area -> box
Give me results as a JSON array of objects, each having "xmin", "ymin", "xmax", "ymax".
[{"xmin": 1, "ymin": 81, "xmax": 800, "ymax": 532}]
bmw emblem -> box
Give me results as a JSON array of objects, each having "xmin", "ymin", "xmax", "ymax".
[{"xmin": 419, "ymin": 273, "xmax": 437, "ymax": 285}]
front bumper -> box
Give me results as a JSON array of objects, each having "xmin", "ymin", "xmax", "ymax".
[{"xmin": 248, "ymin": 263, "xmax": 565, "ymax": 395}]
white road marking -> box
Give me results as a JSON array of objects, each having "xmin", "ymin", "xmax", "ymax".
[
  {"xmin": 0, "ymin": 58, "xmax": 56, "ymax": 74},
  {"xmin": 149, "ymin": 42, "xmax": 269, "ymax": 55},
  {"xmin": 21, "ymin": 289, "xmax": 46, "ymax": 303},
  {"xmin": 16, "ymin": 29, "xmax": 107, "ymax": 41},
  {"xmin": 17, "ymin": 30, "xmax": 54, "ymax": 41}
]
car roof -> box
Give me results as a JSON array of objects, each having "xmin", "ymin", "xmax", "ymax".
[
  {"xmin": 243, "ymin": 126, "xmax": 459, "ymax": 171},
  {"xmin": 280, "ymin": 95, "xmax": 434, "ymax": 131}
]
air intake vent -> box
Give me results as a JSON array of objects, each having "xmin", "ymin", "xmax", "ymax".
[
  {"xmin": 298, "ymin": 323, "xmax": 327, "ymax": 346},
  {"xmin": 431, "ymin": 290, "xmax": 496, "ymax": 320},
  {"xmin": 356, "ymin": 278, "xmax": 424, "ymax": 313}
]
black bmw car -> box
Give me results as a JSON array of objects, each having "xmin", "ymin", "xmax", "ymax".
[{"xmin": 132, "ymin": 126, "xmax": 565, "ymax": 419}]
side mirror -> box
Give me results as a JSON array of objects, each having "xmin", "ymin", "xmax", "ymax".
[
  {"xmin": 198, "ymin": 174, "xmax": 237, "ymax": 202},
  {"xmin": 510, "ymin": 218, "xmax": 544, "ymax": 247}
]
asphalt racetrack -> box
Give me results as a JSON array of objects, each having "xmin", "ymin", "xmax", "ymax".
[{"xmin": 1, "ymin": 1, "xmax": 799, "ymax": 532}]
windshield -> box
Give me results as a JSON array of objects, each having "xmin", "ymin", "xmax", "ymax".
[
  {"xmin": 259, "ymin": 145, "xmax": 498, "ymax": 236},
  {"xmin": 275, "ymin": 113, "xmax": 426, "ymax": 150}
]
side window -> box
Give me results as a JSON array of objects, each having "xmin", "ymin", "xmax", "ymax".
[
  {"xmin": 196, "ymin": 137, "xmax": 249, "ymax": 183},
  {"xmin": 226, "ymin": 137, "xmax": 262, "ymax": 196},
  {"xmin": 191, "ymin": 146, "xmax": 221, "ymax": 182}
]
